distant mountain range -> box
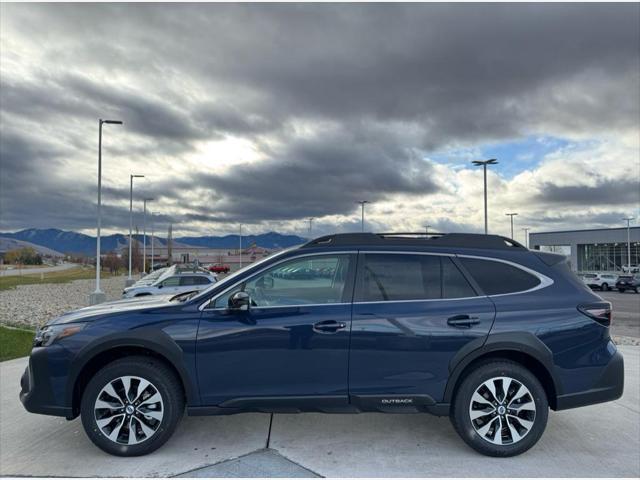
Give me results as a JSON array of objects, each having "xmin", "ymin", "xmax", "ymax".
[
  {"xmin": 0, "ymin": 228, "xmax": 307, "ymax": 256},
  {"xmin": 0, "ymin": 237, "xmax": 65, "ymax": 257},
  {"xmin": 178, "ymin": 232, "xmax": 307, "ymax": 250}
]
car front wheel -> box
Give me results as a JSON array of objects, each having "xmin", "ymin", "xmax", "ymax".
[
  {"xmin": 450, "ymin": 360, "xmax": 548, "ymax": 457},
  {"xmin": 601, "ymin": 283, "xmax": 609, "ymax": 291},
  {"xmin": 80, "ymin": 356, "xmax": 184, "ymax": 456}
]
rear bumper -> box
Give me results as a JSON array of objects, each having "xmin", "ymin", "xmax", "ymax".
[
  {"xmin": 19, "ymin": 351, "xmax": 73, "ymax": 418},
  {"xmin": 555, "ymin": 348, "xmax": 624, "ymax": 410}
]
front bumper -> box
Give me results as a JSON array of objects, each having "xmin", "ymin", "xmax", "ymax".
[
  {"xmin": 555, "ymin": 348, "xmax": 624, "ymax": 410},
  {"xmin": 20, "ymin": 350, "xmax": 73, "ymax": 418}
]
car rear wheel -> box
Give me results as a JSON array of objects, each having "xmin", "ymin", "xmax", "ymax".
[
  {"xmin": 601, "ymin": 283, "xmax": 609, "ymax": 291},
  {"xmin": 618, "ymin": 288, "xmax": 625, "ymax": 293},
  {"xmin": 80, "ymin": 356, "xmax": 184, "ymax": 456},
  {"xmin": 450, "ymin": 360, "xmax": 548, "ymax": 457}
]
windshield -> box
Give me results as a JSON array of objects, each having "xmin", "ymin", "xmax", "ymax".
[
  {"xmin": 152, "ymin": 265, "xmax": 177, "ymax": 285},
  {"xmin": 188, "ymin": 247, "xmax": 295, "ymax": 302},
  {"xmin": 140, "ymin": 268, "xmax": 167, "ymax": 281}
]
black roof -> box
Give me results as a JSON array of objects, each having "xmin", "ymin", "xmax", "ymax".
[{"xmin": 302, "ymin": 232, "xmax": 526, "ymax": 250}]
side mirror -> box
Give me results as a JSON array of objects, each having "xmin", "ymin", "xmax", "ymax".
[
  {"xmin": 157, "ymin": 284, "xmax": 163, "ymax": 289},
  {"xmin": 229, "ymin": 291, "xmax": 250, "ymax": 311}
]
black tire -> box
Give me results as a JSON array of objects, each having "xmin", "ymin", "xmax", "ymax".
[
  {"xmin": 618, "ymin": 288, "xmax": 625, "ymax": 293},
  {"xmin": 601, "ymin": 283, "xmax": 608, "ymax": 291},
  {"xmin": 134, "ymin": 293, "xmax": 151, "ymax": 297},
  {"xmin": 80, "ymin": 356, "xmax": 184, "ymax": 456},
  {"xmin": 450, "ymin": 360, "xmax": 548, "ymax": 457}
]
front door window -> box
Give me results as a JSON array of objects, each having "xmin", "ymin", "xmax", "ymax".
[{"xmin": 213, "ymin": 254, "xmax": 352, "ymax": 308}]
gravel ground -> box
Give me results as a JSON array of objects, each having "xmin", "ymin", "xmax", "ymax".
[{"xmin": 0, "ymin": 275, "xmax": 126, "ymax": 328}]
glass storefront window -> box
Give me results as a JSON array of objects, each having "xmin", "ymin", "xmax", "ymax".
[{"xmin": 577, "ymin": 242, "xmax": 640, "ymax": 272}]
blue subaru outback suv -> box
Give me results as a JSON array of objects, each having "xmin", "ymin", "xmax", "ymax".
[{"xmin": 20, "ymin": 233, "xmax": 624, "ymax": 457}]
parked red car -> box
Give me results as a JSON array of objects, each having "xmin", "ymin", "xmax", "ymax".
[{"xmin": 208, "ymin": 264, "xmax": 230, "ymax": 274}]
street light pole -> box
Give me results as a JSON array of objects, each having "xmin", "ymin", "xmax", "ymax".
[
  {"xmin": 239, "ymin": 224, "xmax": 243, "ymax": 269},
  {"xmin": 142, "ymin": 198, "xmax": 153, "ymax": 275},
  {"xmin": 424, "ymin": 224, "xmax": 432, "ymax": 235},
  {"xmin": 505, "ymin": 213, "xmax": 518, "ymax": 239},
  {"xmin": 308, "ymin": 218, "xmax": 314, "ymax": 237},
  {"xmin": 90, "ymin": 119, "xmax": 122, "ymax": 305},
  {"xmin": 357, "ymin": 201, "xmax": 370, "ymax": 232},
  {"xmin": 624, "ymin": 217, "xmax": 634, "ymax": 271},
  {"xmin": 150, "ymin": 212, "xmax": 155, "ymax": 272},
  {"xmin": 522, "ymin": 227, "xmax": 530, "ymax": 249},
  {"xmin": 127, "ymin": 174, "xmax": 144, "ymax": 285},
  {"xmin": 471, "ymin": 159, "xmax": 498, "ymax": 234}
]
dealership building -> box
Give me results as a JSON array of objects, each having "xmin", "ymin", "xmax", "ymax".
[{"xmin": 529, "ymin": 226, "xmax": 640, "ymax": 272}]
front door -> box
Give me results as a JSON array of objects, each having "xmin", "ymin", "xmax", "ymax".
[
  {"xmin": 348, "ymin": 252, "xmax": 495, "ymax": 409},
  {"xmin": 158, "ymin": 276, "xmax": 182, "ymax": 295},
  {"xmin": 197, "ymin": 253, "xmax": 356, "ymax": 407}
]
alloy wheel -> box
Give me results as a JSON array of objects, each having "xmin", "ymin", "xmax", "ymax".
[
  {"xmin": 468, "ymin": 376, "xmax": 536, "ymax": 445},
  {"xmin": 94, "ymin": 375, "xmax": 164, "ymax": 445}
]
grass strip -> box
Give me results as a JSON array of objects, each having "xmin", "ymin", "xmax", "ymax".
[{"xmin": 0, "ymin": 325, "xmax": 34, "ymax": 361}]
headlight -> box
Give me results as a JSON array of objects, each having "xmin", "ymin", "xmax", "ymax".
[{"xmin": 33, "ymin": 323, "xmax": 86, "ymax": 347}]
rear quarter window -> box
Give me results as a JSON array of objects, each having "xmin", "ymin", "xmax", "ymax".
[{"xmin": 459, "ymin": 257, "xmax": 541, "ymax": 295}]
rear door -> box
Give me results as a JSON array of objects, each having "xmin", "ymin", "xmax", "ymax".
[
  {"xmin": 348, "ymin": 252, "xmax": 495, "ymax": 409},
  {"xmin": 179, "ymin": 275, "xmax": 211, "ymax": 293}
]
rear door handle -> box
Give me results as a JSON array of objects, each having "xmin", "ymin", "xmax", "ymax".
[
  {"xmin": 313, "ymin": 320, "xmax": 347, "ymax": 333},
  {"xmin": 447, "ymin": 314, "xmax": 481, "ymax": 328}
]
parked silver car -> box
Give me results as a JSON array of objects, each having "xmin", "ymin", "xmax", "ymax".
[
  {"xmin": 122, "ymin": 266, "xmax": 217, "ymax": 298},
  {"xmin": 133, "ymin": 267, "xmax": 170, "ymax": 286}
]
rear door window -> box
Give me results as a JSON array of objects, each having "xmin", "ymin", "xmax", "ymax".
[
  {"xmin": 181, "ymin": 276, "xmax": 210, "ymax": 286},
  {"xmin": 459, "ymin": 257, "xmax": 541, "ymax": 295},
  {"xmin": 442, "ymin": 258, "xmax": 476, "ymax": 298},
  {"xmin": 357, "ymin": 254, "xmax": 441, "ymax": 301}
]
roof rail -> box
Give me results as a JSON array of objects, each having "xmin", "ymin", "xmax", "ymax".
[{"xmin": 302, "ymin": 232, "xmax": 526, "ymax": 250}]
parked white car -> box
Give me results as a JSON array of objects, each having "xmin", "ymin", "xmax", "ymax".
[
  {"xmin": 133, "ymin": 267, "xmax": 170, "ymax": 286},
  {"xmin": 122, "ymin": 268, "xmax": 217, "ymax": 298},
  {"xmin": 580, "ymin": 272, "xmax": 619, "ymax": 291},
  {"xmin": 622, "ymin": 264, "xmax": 639, "ymax": 274}
]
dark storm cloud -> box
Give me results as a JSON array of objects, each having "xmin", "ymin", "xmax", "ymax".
[
  {"xmin": 96, "ymin": 128, "xmax": 440, "ymax": 224},
  {"xmin": 527, "ymin": 211, "xmax": 637, "ymax": 234},
  {"xmin": 1, "ymin": 3, "xmax": 639, "ymax": 233},
  {"xmin": 197, "ymin": 130, "xmax": 440, "ymax": 222},
  {"xmin": 62, "ymin": 75, "xmax": 207, "ymax": 142},
  {"xmin": 193, "ymin": 103, "xmax": 283, "ymax": 136},
  {"xmin": 6, "ymin": 3, "xmax": 639, "ymax": 144},
  {"xmin": 538, "ymin": 179, "xmax": 640, "ymax": 206}
]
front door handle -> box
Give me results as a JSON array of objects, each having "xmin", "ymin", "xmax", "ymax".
[
  {"xmin": 313, "ymin": 320, "xmax": 347, "ymax": 333},
  {"xmin": 447, "ymin": 314, "xmax": 481, "ymax": 328}
]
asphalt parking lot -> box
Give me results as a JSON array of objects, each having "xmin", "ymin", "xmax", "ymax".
[
  {"xmin": 601, "ymin": 290, "xmax": 640, "ymax": 339},
  {"xmin": 1, "ymin": 346, "xmax": 638, "ymax": 477}
]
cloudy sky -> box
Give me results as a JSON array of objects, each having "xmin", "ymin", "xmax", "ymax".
[{"xmin": 1, "ymin": 3, "xmax": 639, "ymax": 243}]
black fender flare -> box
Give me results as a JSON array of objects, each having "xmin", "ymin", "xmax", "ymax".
[
  {"xmin": 443, "ymin": 331, "xmax": 561, "ymax": 404},
  {"xmin": 65, "ymin": 327, "xmax": 198, "ymax": 408}
]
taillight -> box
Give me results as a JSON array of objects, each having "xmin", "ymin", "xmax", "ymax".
[{"xmin": 577, "ymin": 302, "xmax": 612, "ymax": 327}]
